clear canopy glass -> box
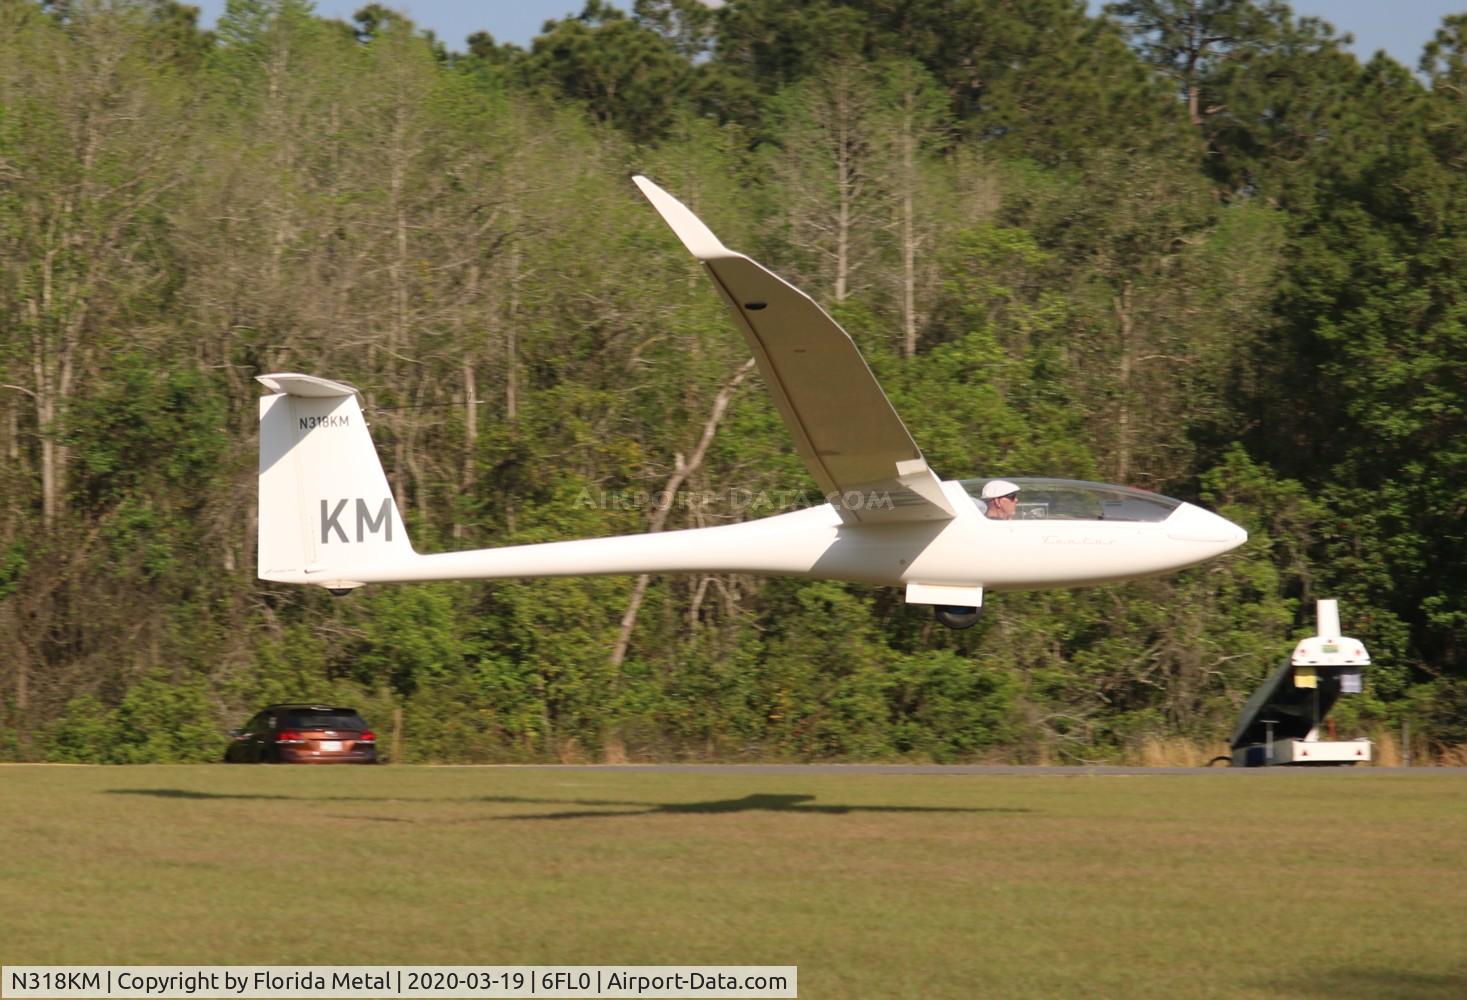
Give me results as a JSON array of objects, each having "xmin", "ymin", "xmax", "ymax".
[{"xmin": 960, "ymin": 478, "xmax": 1183, "ymax": 523}]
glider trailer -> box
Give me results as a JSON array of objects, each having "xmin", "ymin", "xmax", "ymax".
[{"xmin": 1228, "ymin": 599, "xmax": 1373, "ymax": 767}]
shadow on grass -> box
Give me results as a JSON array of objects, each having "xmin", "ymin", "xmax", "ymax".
[
  {"xmin": 475, "ymin": 792, "xmax": 1030, "ymax": 820},
  {"xmin": 105, "ymin": 788, "xmax": 1030, "ymax": 821},
  {"xmin": 1263, "ymin": 968, "xmax": 1467, "ymax": 1000},
  {"xmin": 108, "ymin": 788, "xmax": 295, "ymax": 800}
]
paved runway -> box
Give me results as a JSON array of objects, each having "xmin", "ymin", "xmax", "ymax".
[{"xmin": 437, "ymin": 763, "xmax": 1461, "ymax": 776}]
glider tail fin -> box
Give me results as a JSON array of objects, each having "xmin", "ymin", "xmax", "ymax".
[{"xmin": 256, "ymin": 373, "xmax": 413, "ymax": 589}]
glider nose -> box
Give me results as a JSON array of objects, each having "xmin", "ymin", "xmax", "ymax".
[{"xmin": 1166, "ymin": 503, "xmax": 1248, "ymax": 550}]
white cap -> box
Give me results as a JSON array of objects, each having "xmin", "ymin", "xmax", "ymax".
[{"xmin": 980, "ymin": 479, "xmax": 1020, "ymax": 500}]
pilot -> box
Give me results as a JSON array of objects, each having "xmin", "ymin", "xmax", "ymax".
[{"xmin": 980, "ymin": 480, "xmax": 1020, "ymax": 520}]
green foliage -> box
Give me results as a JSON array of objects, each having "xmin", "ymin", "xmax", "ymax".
[
  {"xmin": 0, "ymin": 542, "xmax": 26, "ymax": 601},
  {"xmin": 110, "ymin": 676, "xmax": 223, "ymax": 763},
  {"xmin": 1, "ymin": 0, "xmax": 1463, "ymax": 764},
  {"xmin": 70, "ymin": 360, "xmax": 228, "ymax": 504},
  {"xmin": 340, "ymin": 585, "xmax": 473, "ymax": 695},
  {"xmin": 1406, "ymin": 678, "xmax": 1467, "ymax": 748},
  {"xmin": 520, "ymin": 1, "xmax": 693, "ymax": 141},
  {"xmin": 886, "ymin": 650, "xmax": 1019, "ymax": 761},
  {"xmin": 754, "ymin": 581, "xmax": 894, "ymax": 758},
  {"xmin": 40, "ymin": 695, "xmax": 117, "ymax": 764},
  {"xmin": 241, "ymin": 623, "xmax": 336, "ymax": 707},
  {"xmin": 41, "ymin": 677, "xmax": 222, "ymax": 763}
]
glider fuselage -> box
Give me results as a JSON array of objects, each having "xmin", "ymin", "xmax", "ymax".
[{"xmin": 263, "ymin": 475, "xmax": 1243, "ymax": 599}]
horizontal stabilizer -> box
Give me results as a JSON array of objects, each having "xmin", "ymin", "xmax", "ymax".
[{"xmin": 256, "ymin": 372, "xmax": 359, "ymax": 398}]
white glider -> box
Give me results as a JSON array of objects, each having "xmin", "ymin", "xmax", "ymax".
[{"xmin": 257, "ymin": 177, "xmax": 1246, "ymax": 628}]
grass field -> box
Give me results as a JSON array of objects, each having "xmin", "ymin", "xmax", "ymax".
[{"xmin": 2, "ymin": 765, "xmax": 1465, "ymax": 999}]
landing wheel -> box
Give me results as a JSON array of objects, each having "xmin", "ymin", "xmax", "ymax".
[{"xmin": 935, "ymin": 605, "xmax": 982, "ymax": 630}]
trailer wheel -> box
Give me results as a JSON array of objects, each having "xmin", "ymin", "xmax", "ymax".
[{"xmin": 1207, "ymin": 755, "xmax": 1233, "ymax": 767}]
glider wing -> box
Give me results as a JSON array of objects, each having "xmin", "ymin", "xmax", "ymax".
[{"xmin": 634, "ymin": 175, "xmax": 954, "ymax": 525}]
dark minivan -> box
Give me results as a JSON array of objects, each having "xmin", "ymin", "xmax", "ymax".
[{"xmin": 225, "ymin": 704, "xmax": 378, "ymax": 764}]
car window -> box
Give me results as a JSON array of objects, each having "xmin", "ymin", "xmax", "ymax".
[{"xmin": 284, "ymin": 710, "xmax": 366, "ymax": 730}]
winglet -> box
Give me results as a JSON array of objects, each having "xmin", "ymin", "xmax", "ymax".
[{"xmin": 632, "ymin": 175, "xmax": 736, "ymax": 260}]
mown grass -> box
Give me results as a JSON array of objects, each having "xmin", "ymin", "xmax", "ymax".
[{"xmin": 2, "ymin": 765, "xmax": 1464, "ymax": 999}]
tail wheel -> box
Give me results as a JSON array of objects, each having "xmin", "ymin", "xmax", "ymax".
[{"xmin": 935, "ymin": 605, "xmax": 982, "ymax": 630}]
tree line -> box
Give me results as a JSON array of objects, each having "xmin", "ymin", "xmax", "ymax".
[{"xmin": 2, "ymin": 0, "xmax": 1464, "ymax": 763}]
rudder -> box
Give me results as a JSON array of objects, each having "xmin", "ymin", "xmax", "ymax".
[{"xmin": 257, "ymin": 373, "xmax": 413, "ymax": 588}]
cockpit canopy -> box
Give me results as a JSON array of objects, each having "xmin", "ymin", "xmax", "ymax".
[{"xmin": 960, "ymin": 478, "xmax": 1183, "ymax": 523}]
